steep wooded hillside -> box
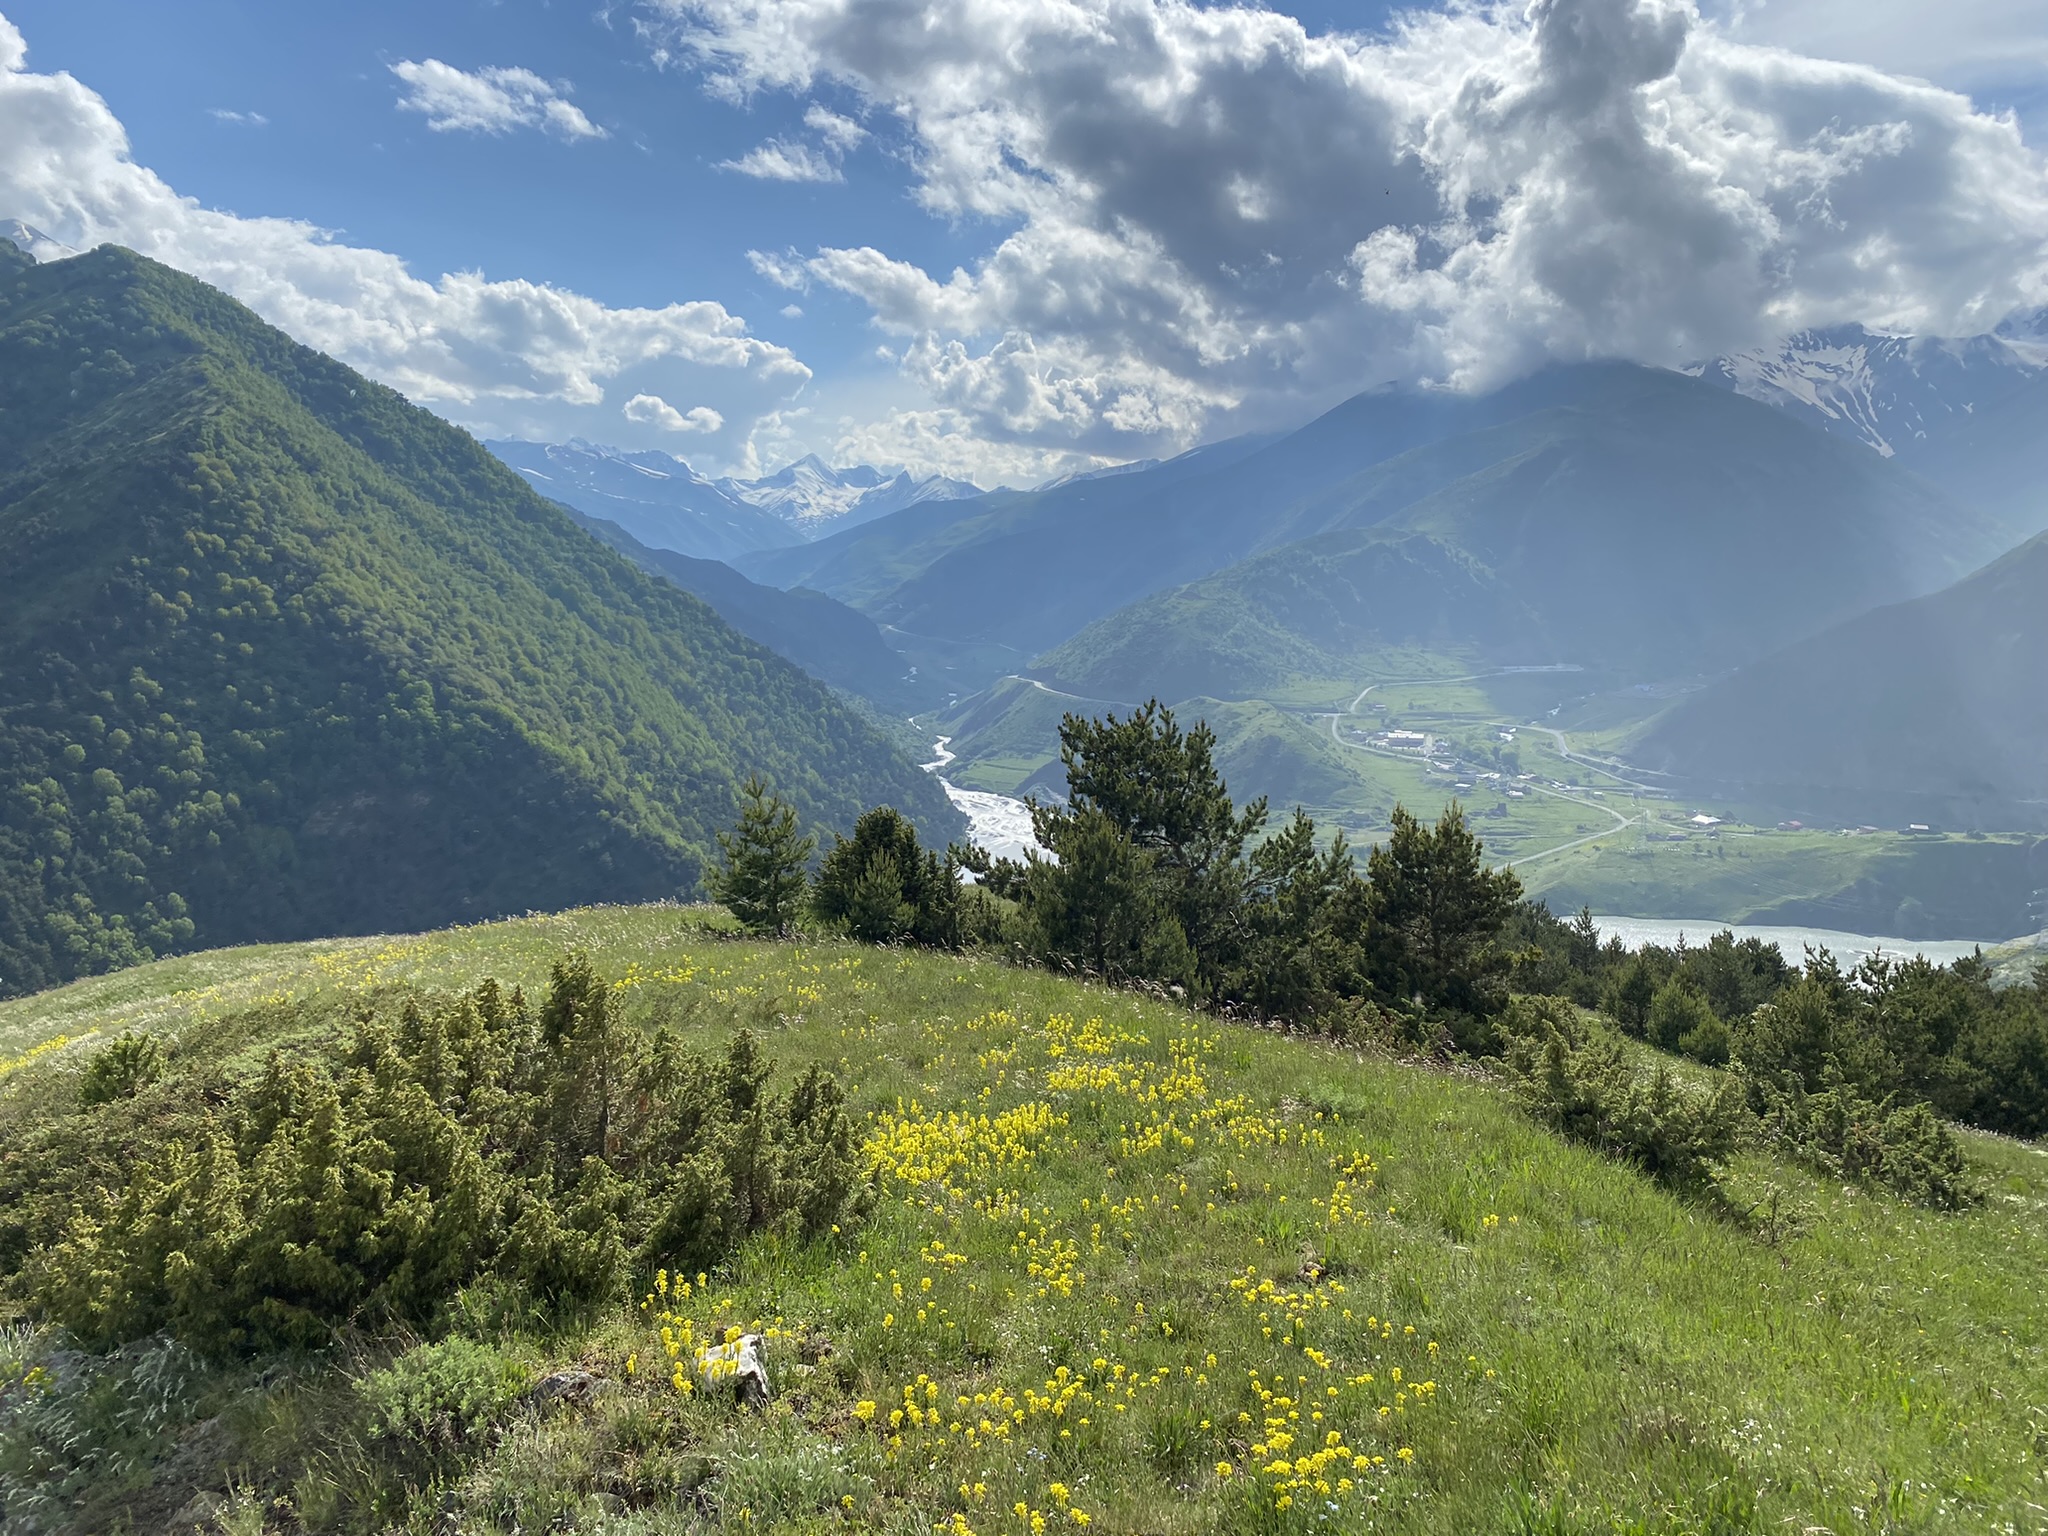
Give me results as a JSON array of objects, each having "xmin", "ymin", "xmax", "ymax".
[
  {"xmin": 0, "ymin": 241, "xmax": 955, "ymax": 996},
  {"xmin": 557, "ymin": 505, "xmax": 926, "ymax": 712}
]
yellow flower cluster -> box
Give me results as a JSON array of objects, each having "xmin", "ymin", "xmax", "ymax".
[
  {"xmin": 640, "ymin": 1269, "xmax": 800, "ymax": 1398},
  {"xmin": 1018, "ymin": 1223, "xmax": 1084, "ymax": 1298},
  {"xmin": 307, "ymin": 939, "xmax": 426, "ymax": 991},
  {"xmin": 866, "ymin": 1098, "xmax": 1068, "ymax": 1199},
  {"xmin": 0, "ymin": 1030, "xmax": 99, "ymax": 1082},
  {"xmin": 854, "ymin": 1357, "xmax": 1179, "ymax": 1456},
  {"xmin": 609, "ymin": 994, "xmax": 1499, "ymax": 1532},
  {"xmin": 1042, "ymin": 1012, "xmax": 1144, "ymax": 1058},
  {"xmin": 609, "ymin": 959, "xmax": 702, "ymax": 991},
  {"xmin": 1232, "ymin": 1367, "xmax": 1422, "ymax": 1515}
]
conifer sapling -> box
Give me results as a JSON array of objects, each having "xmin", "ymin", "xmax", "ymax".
[{"xmin": 710, "ymin": 777, "xmax": 816, "ymax": 935}]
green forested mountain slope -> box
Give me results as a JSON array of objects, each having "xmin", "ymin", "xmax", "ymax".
[
  {"xmin": 1037, "ymin": 531, "xmax": 1538, "ymax": 701},
  {"xmin": 0, "ymin": 241, "xmax": 956, "ymax": 997},
  {"xmin": 1633, "ymin": 531, "xmax": 2048, "ymax": 824},
  {"xmin": 555, "ymin": 504, "xmax": 926, "ymax": 713}
]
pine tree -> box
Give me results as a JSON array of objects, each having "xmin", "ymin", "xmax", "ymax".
[
  {"xmin": 1028, "ymin": 701, "xmax": 1264, "ymax": 997},
  {"xmin": 709, "ymin": 776, "xmax": 816, "ymax": 935},
  {"xmin": 813, "ymin": 806, "xmax": 957, "ymax": 945},
  {"xmin": 1603, "ymin": 952, "xmax": 1658, "ymax": 1036},
  {"xmin": 1232, "ymin": 808, "xmax": 1364, "ymax": 1021},
  {"xmin": 1363, "ymin": 803, "xmax": 1521, "ymax": 1021},
  {"xmin": 844, "ymin": 850, "xmax": 917, "ymax": 944},
  {"xmin": 542, "ymin": 950, "xmax": 631, "ymax": 1167}
]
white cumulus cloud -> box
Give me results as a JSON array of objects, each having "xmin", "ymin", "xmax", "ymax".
[
  {"xmin": 390, "ymin": 58, "xmax": 607, "ymax": 141},
  {"xmin": 0, "ymin": 12, "xmax": 807, "ymax": 471},
  {"xmin": 1712, "ymin": 0, "xmax": 2048, "ymax": 104},
  {"xmin": 653, "ymin": 0, "xmax": 2048, "ymax": 468},
  {"xmin": 720, "ymin": 99, "xmax": 868, "ymax": 181},
  {"xmin": 624, "ymin": 392, "xmax": 725, "ymax": 432},
  {"xmin": 803, "ymin": 103, "xmax": 865, "ymax": 149},
  {"xmin": 719, "ymin": 136, "xmax": 844, "ymax": 181}
]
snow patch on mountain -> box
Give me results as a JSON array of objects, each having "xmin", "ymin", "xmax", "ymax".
[
  {"xmin": 715, "ymin": 454, "xmax": 981, "ymax": 530},
  {"xmin": 1691, "ymin": 324, "xmax": 2044, "ymax": 457},
  {"xmin": 1, "ymin": 218, "xmax": 77, "ymax": 262},
  {"xmin": 1994, "ymin": 307, "xmax": 2048, "ymax": 368},
  {"xmin": 1033, "ymin": 458, "xmax": 1162, "ymax": 492}
]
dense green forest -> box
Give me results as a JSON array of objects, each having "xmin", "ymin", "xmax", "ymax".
[{"xmin": 0, "ymin": 241, "xmax": 955, "ymax": 998}]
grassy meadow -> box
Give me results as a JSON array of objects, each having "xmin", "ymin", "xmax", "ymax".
[{"xmin": 1, "ymin": 905, "xmax": 2045, "ymax": 1534}]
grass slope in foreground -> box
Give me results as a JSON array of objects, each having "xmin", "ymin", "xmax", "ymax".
[
  {"xmin": 0, "ymin": 239, "xmax": 955, "ymax": 997},
  {"xmin": 2, "ymin": 907, "xmax": 2044, "ymax": 1534}
]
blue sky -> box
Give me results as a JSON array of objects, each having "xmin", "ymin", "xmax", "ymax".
[
  {"xmin": 0, "ymin": 0, "xmax": 982, "ymax": 373},
  {"xmin": 2, "ymin": 0, "xmax": 2044, "ymax": 483},
  {"xmin": 6, "ymin": 0, "xmax": 1396, "ymax": 417}
]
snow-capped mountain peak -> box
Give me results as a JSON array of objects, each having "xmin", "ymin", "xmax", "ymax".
[
  {"xmin": 1, "ymin": 219, "xmax": 79, "ymax": 263},
  {"xmin": 486, "ymin": 438, "xmax": 987, "ymax": 562},
  {"xmin": 715, "ymin": 456, "xmax": 979, "ymax": 527},
  {"xmin": 1691, "ymin": 323, "xmax": 2044, "ymax": 456}
]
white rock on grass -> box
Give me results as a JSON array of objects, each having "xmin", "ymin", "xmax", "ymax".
[{"xmin": 694, "ymin": 1333, "xmax": 771, "ymax": 1408}]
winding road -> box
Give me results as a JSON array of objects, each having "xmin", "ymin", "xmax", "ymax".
[
  {"xmin": 1328, "ymin": 669, "xmax": 1640, "ymax": 868},
  {"xmin": 1006, "ymin": 674, "xmax": 1139, "ymax": 710}
]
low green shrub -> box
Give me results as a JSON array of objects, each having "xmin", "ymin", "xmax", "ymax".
[
  {"xmin": 1676, "ymin": 1012, "xmax": 1731, "ymax": 1068},
  {"xmin": 357, "ymin": 1336, "xmax": 528, "ymax": 1452},
  {"xmin": 25, "ymin": 953, "xmax": 873, "ymax": 1354},
  {"xmin": 1505, "ymin": 1004, "xmax": 1743, "ymax": 1194},
  {"xmin": 1646, "ymin": 978, "xmax": 1716, "ymax": 1057},
  {"xmin": 714, "ymin": 1433, "xmax": 874, "ymax": 1525},
  {"xmin": 76, "ymin": 1031, "xmax": 162, "ymax": 1106},
  {"xmin": 1492, "ymin": 993, "xmax": 1588, "ymax": 1052},
  {"xmin": 1752, "ymin": 1073, "xmax": 1979, "ymax": 1210}
]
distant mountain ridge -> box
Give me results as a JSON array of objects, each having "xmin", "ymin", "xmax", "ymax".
[
  {"xmin": 1, "ymin": 218, "xmax": 77, "ymax": 263},
  {"xmin": 1634, "ymin": 529, "xmax": 2048, "ymax": 828},
  {"xmin": 1894, "ymin": 365, "xmax": 2048, "ymax": 542},
  {"xmin": 552, "ymin": 503, "xmax": 928, "ymax": 713},
  {"xmin": 487, "ymin": 438, "xmax": 982, "ymax": 563},
  {"xmin": 1692, "ymin": 321, "xmax": 2045, "ymax": 457},
  {"xmin": 1032, "ymin": 367, "xmax": 2000, "ymax": 703},
  {"xmin": 739, "ymin": 362, "xmax": 2008, "ymax": 671}
]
